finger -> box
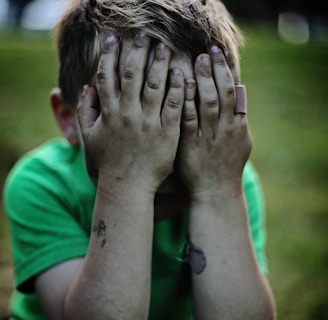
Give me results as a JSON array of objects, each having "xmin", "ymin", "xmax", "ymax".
[
  {"xmin": 224, "ymin": 50, "xmax": 241, "ymax": 85},
  {"xmin": 77, "ymin": 85, "xmax": 99, "ymax": 136},
  {"xmin": 181, "ymin": 79, "xmax": 198, "ymax": 140},
  {"xmin": 121, "ymin": 32, "xmax": 151, "ymax": 111},
  {"xmin": 161, "ymin": 68, "xmax": 184, "ymax": 134},
  {"xmin": 142, "ymin": 42, "xmax": 171, "ymax": 117},
  {"xmin": 96, "ymin": 35, "xmax": 120, "ymax": 115},
  {"xmin": 194, "ymin": 53, "xmax": 219, "ymax": 138},
  {"xmin": 118, "ymin": 38, "xmax": 133, "ymax": 81},
  {"xmin": 209, "ymin": 45, "xmax": 235, "ymax": 122}
]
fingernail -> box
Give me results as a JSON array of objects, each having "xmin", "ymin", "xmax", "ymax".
[
  {"xmin": 210, "ymin": 45, "xmax": 220, "ymax": 54},
  {"xmin": 104, "ymin": 35, "xmax": 118, "ymax": 50},
  {"xmin": 157, "ymin": 42, "xmax": 166, "ymax": 50},
  {"xmin": 137, "ymin": 31, "xmax": 147, "ymax": 39},
  {"xmin": 134, "ymin": 32, "xmax": 148, "ymax": 47},
  {"xmin": 171, "ymin": 68, "xmax": 182, "ymax": 76},
  {"xmin": 200, "ymin": 55, "xmax": 210, "ymax": 66}
]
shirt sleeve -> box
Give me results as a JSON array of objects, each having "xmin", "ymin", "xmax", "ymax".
[
  {"xmin": 243, "ymin": 161, "xmax": 269, "ymax": 275},
  {"xmin": 3, "ymin": 155, "xmax": 90, "ymax": 293}
]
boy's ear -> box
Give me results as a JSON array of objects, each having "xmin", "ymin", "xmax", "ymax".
[{"xmin": 50, "ymin": 88, "xmax": 80, "ymax": 145}]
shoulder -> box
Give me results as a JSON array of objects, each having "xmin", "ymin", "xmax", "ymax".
[
  {"xmin": 3, "ymin": 138, "xmax": 94, "ymax": 219},
  {"xmin": 5, "ymin": 139, "xmax": 85, "ymax": 193},
  {"xmin": 8, "ymin": 138, "xmax": 81, "ymax": 174},
  {"xmin": 4, "ymin": 139, "xmax": 94, "ymax": 291}
]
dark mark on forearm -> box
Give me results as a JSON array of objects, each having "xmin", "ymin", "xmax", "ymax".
[
  {"xmin": 93, "ymin": 219, "xmax": 106, "ymax": 236},
  {"xmin": 93, "ymin": 219, "xmax": 107, "ymax": 248},
  {"xmin": 182, "ymin": 234, "xmax": 207, "ymax": 275},
  {"xmin": 100, "ymin": 238, "xmax": 106, "ymax": 247}
]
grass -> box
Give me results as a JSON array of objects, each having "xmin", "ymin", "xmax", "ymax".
[
  {"xmin": 0, "ymin": 26, "xmax": 328, "ymax": 319},
  {"xmin": 240, "ymin": 25, "xmax": 328, "ymax": 319}
]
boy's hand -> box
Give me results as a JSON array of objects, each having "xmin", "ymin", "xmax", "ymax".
[
  {"xmin": 78, "ymin": 33, "xmax": 184, "ymax": 194},
  {"xmin": 177, "ymin": 45, "xmax": 252, "ymax": 195}
]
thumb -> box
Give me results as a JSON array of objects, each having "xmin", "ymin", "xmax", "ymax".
[{"xmin": 77, "ymin": 85, "xmax": 99, "ymax": 136}]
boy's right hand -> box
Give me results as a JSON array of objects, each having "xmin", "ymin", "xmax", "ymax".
[{"xmin": 77, "ymin": 33, "xmax": 184, "ymax": 194}]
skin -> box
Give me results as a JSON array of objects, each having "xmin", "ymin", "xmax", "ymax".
[{"xmin": 35, "ymin": 32, "xmax": 276, "ymax": 319}]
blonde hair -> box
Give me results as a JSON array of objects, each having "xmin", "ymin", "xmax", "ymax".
[{"xmin": 54, "ymin": 0, "xmax": 244, "ymax": 108}]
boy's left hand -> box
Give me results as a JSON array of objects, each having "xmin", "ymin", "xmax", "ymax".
[{"xmin": 177, "ymin": 45, "xmax": 252, "ymax": 195}]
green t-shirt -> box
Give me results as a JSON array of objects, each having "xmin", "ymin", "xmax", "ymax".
[{"xmin": 4, "ymin": 139, "xmax": 267, "ymax": 320}]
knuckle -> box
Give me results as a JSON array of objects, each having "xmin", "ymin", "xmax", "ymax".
[
  {"xmin": 97, "ymin": 70, "xmax": 107, "ymax": 83},
  {"xmin": 183, "ymin": 111, "xmax": 197, "ymax": 122},
  {"xmin": 171, "ymin": 80, "xmax": 183, "ymax": 89},
  {"xmin": 225, "ymin": 127, "xmax": 234, "ymax": 138},
  {"xmin": 226, "ymin": 86, "xmax": 235, "ymax": 96},
  {"xmin": 123, "ymin": 66, "xmax": 137, "ymax": 80},
  {"xmin": 146, "ymin": 77, "xmax": 160, "ymax": 90},
  {"xmin": 240, "ymin": 118, "xmax": 250, "ymax": 133},
  {"xmin": 214, "ymin": 56, "xmax": 227, "ymax": 66},
  {"xmin": 142, "ymin": 118, "xmax": 153, "ymax": 132},
  {"xmin": 101, "ymin": 108, "xmax": 112, "ymax": 120},
  {"xmin": 167, "ymin": 96, "xmax": 182, "ymax": 109},
  {"xmin": 201, "ymin": 71, "xmax": 212, "ymax": 78},
  {"xmin": 120, "ymin": 112, "xmax": 133, "ymax": 126},
  {"xmin": 205, "ymin": 98, "xmax": 218, "ymax": 109}
]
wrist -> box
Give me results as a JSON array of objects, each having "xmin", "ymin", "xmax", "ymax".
[
  {"xmin": 189, "ymin": 179, "xmax": 244, "ymax": 208},
  {"xmin": 188, "ymin": 180, "xmax": 248, "ymax": 225},
  {"xmin": 97, "ymin": 167, "xmax": 159, "ymax": 196},
  {"xmin": 189, "ymin": 177, "xmax": 243, "ymax": 200}
]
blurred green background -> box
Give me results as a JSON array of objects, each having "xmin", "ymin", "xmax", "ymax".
[{"xmin": 0, "ymin": 26, "xmax": 327, "ymax": 319}]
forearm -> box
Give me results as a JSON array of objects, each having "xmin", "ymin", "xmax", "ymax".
[
  {"xmin": 64, "ymin": 179, "xmax": 154, "ymax": 320},
  {"xmin": 189, "ymin": 182, "xmax": 276, "ymax": 320},
  {"xmin": 65, "ymin": 32, "xmax": 184, "ymax": 319}
]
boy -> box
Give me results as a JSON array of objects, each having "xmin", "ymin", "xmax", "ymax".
[{"xmin": 4, "ymin": 0, "xmax": 276, "ymax": 319}]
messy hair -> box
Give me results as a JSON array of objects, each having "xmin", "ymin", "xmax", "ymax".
[{"xmin": 54, "ymin": 0, "xmax": 244, "ymax": 109}]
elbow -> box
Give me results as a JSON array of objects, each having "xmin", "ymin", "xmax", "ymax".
[
  {"xmin": 63, "ymin": 292, "xmax": 150, "ymax": 320},
  {"xmin": 257, "ymin": 301, "xmax": 276, "ymax": 320},
  {"xmin": 230, "ymin": 285, "xmax": 277, "ymax": 320},
  {"xmin": 262, "ymin": 293, "xmax": 277, "ymax": 320},
  {"xmin": 247, "ymin": 290, "xmax": 277, "ymax": 320}
]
